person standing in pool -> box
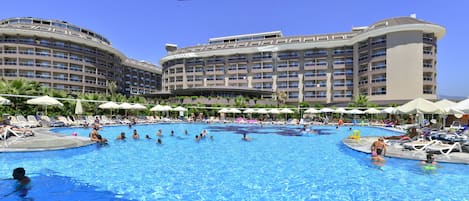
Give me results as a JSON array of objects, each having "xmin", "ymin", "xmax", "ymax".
[
  {"xmin": 242, "ymin": 133, "xmax": 251, "ymax": 141},
  {"xmin": 12, "ymin": 167, "xmax": 31, "ymax": 198},
  {"xmin": 370, "ymin": 137, "xmax": 386, "ymax": 162},
  {"xmin": 421, "ymin": 153, "xmax": 438, "ymax": 165},
  {"xmin": 116, "ymin": 132, "xmax": 126, "ymax": 140},
  {"xmin": 132, "ymin": 129, "xmax": 139, "ymax": 139}
]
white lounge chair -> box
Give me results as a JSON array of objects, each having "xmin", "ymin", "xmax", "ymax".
[
  {"xmin": 27, "ymin": 115, "xmax": 41, "ymax": 127},
  {"xmin": 16, "ymin": 115, "xmax": 35, "ymax": 128},
  {"xmin": 426, "ymin": 141, "xmax": 462, "ymax": 155},
  {"xmin": 403, "ymin": 139, "xmax": 437, "ymax": 151},
  {"xmin": 449, "ymin": 121, "xmax": 463, "ymax": 131}
]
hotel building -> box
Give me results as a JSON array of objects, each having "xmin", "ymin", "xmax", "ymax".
[
  {"xmin": 160, "ymin": 16, "xmax": 445, "ymax": 105},
  {"xmin": 0, "ymin": 17, "xmax": 161, "ymax": 95}
]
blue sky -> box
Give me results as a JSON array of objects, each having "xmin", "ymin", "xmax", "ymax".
[{"xmin": 1, "ymin": 0, "xmax": 466, "ymax": 97}]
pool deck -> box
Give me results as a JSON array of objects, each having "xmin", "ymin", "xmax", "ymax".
[
  {"xmin": 1, "ymin": 128, "xmax": 94, "ymax": 152},
  {"xmin": 343, "ymin": 136, "xmax": 469, "ymax": 164}
]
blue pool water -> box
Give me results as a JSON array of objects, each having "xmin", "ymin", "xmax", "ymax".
[{"xmin": 1, "ymin": 123, "xmax": 469, "ymax": 201}]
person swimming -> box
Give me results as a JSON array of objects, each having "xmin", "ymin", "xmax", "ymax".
[
  {"xmin": 116, "ymin": 132, "xmax": 126, "ymax": 140},
  {"xmin": 242, "ymin": 133, "xmax": 251, "ymax": 141},
  {"xmin": 157, "ymin": 137, "xmax": 162, "ymax": 144},
  {"xmin": 145, "ymin": 134, "xmax": 152, "ymax": 139},
  {"xmin": 133, "ymin": 129, "xmax": 139, "ymax": 139},
  {"xmin": 11, "ymin": 167, "xmax": 31, "ymax": 198},
  {"xmin": 421, "ymin": 153, "xmax": 437, "ymax": 165}
]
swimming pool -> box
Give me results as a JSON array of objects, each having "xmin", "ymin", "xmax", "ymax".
[{"xmin": 1, "ymin": 123, "xmax": 468, "ymax": 200}]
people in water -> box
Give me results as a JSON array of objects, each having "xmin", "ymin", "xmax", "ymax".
[
  {"xmin": 195, "ymin": 135, "xmax": 200, "ymax": 142},
  {"xmin": 89, "ymin": 125, "xmax": 107, "ymax": 144},
  {"xmin": 157, "ymin": 129, "xmax": 163, "ymax": 137},
  {"xmin": 370, "ymin": 137, "xmax": 386, "ymax": 162},
  {"xmin": 242, "ymin": 133, "xmax": 251, "ymax": 141},
  {"xmin": 145, "ymin": 134, "xmax": 152, "ymax": 139},
  {"xmin": 170, "ymin": 130, "xmax": 174, "ymax": 136},
  {"xmin": 421, "ymin": 153, "xmax": 438, "ymax": 165},
  {"xmin": 12, "ymin": 167, "xmax": 31, "ymax": 197},
  {"xmin": 132, "ymin": 129, "xmax": 139, "ymax": 139},
  {"xmin": 157, "ymin": 137, "xmax": 162, "ymax": 144},
  {"xmin": 116, "ymin": 132, "xmax": 126, "ymax": 140},
  {"xmin": 184, "ymin": 129, "xmax": 188, "ymax": 135}
]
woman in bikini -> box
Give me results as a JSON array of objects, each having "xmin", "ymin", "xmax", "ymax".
[{"xmin": 371, "ymin": 137, "xmax": 386, "ymax": 162}]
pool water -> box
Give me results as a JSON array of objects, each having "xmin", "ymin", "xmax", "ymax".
[{"xmin": 1, "ymin": 123, "xmax": 468, "ymax": 201}]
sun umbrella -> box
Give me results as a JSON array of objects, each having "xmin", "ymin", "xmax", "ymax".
[
  {"xmin": 347, "ymin": 109, "xmax": 364, "ymax": 114},
  {"xmin": 228, "ymin": 108, "xmax": 241, "ymax": 113},
  {"xmin": 269, "ymin": 108, "xmax": 281, "ymax": 114},
  {"xmin": 304, "ymin": 108, "xmax": 319, "ymax": 114},
  {"xmin": 75, "ymin": 99, "xmax": 83, "ymax": 115},
  {"xmin": 280, "ymin": 108, "xmax": 294, "ymax": 114},
  {"xmin": 382, "ymin": 107, "xmax": 396, "ymax": 114},
  {"xmin": 119, "ymin": 103, "xmax": 133, "ymax": 110},
  {"xmin": 319, "ymin": 108, "xmax": 334, "ymax": 113},
  {"xmin": 162, "ymin": 105, "xmax": 172, "ymax": 111},
  {"xmin": 334, "ymin": 107, "xmax": 347, "ymax": 114},
  {"xmin": 26, "ymin": 95, "xmax": 63, "ymax": 115},
  {"xmin": 218, "ymin": 108, "xmax": 229, "ymax": 113},
  {"xmin": 255, "ymin": 108, "xmax": 269, "ymax": 114},
  {"xmin": 0, "ymin": 96, "xmax": 11, "ymax": 105},
  {"xmin": 280, "ymin": 108, "xmax": 294, "ymax": 120},
  {"xmin": 172, "ymin": 106, "xmax": 188, "ymax": 112},
  {"xmin": 364, "ymin": 108, "xmax": 381, "ymax": 114},
  {"xmin": 131, "ymin": 103, "xmax": 147, "ymax": 110},
  {"xmin": 98, "ymin": 101, "xmax": 120, "ymax": 115},
  {"xmin": 99, "ymin": 102, "xmax": 120, "ymax": 109},
  {"xmin": 435, "ymin": 99, "xmax": 463, "ymax": 127},
  {"xmin": 395, "ymin": 98, "xmax": 444, "ymax": 114},
  {"xmin": 243, "ymin": 108, "xmax": 256, "ymax": 114},
  {"xmin": 451, "ymin": 98, "xmax": 469, "ymax": 114},
  {"xmin": 150, "ymin": 104, "xmax": 164, "ymax": 112}
]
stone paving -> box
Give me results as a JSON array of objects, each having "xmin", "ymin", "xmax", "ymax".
[
  {"xmin": 343, "ymin": 136, "xmax": 469, "ymax": 164},
  {"xmin": 1, "ymin": 128, "xmax": 94, "ymax": 152}
]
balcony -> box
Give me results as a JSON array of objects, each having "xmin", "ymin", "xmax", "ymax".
[
  {"xmin": 278, "ymin": 53, "xmax": 299, "ymax": 60},
  {"xmin": 304, "ymin": 51, "xmax": 327, "ymax": 58},
  {"xmin": 252, "ymin": 55, "xmax": 272, "ymax": 61}
]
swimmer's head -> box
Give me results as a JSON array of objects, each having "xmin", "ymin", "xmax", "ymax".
[{"xmin": 13, "ymin": 167, "xmax": 25, "ymax": 179}]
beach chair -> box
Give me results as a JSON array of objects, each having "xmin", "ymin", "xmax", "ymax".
[
  {"xmin": 402, "ymin": 139, "xmax": 437, "ymax": 151},
  {"xmin": 16, "ymin": 115, "xmax": 35, "ymax": 128},
  {"xmin": 27, "ymin": 115, "xmax": 41, "ymax": 127},
  {"xmin": 449, "ymin": 121, "xmax": 463, "ymax": 131},
  {"xmin": 426, "ymin": 141, "xmax": 462, "ymax": 155},
  {"xmin": 57, "ymin": 116, "xmax": 72, "ymax": 126}
]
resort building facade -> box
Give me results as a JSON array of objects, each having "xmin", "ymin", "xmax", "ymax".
[
  {"xmin": 0, "ymin": 17, "xmax": 161, "ymax": 95},
  {"xmin": 160, "ymin": 16, "xmax": 445, "ymax": 105}
]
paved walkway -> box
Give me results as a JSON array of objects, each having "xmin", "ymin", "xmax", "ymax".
[
  {"xmin": 1, "ymin": 128, "xmax": 94, "ymax": 152},
  {"xmin": 343, "ymin": 136, "xmax": 469, "ymax": 164}
]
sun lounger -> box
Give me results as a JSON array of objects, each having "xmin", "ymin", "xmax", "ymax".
[
  {"xmin": 403, "ymin": 139, "xmax": 437, "ymax": 151},
  {"xmin": 426, "ymin": 141, "xmax": 462, "ymax": 155},
  {"xmin": 27, "ymin": 115, "xmax": 41, "ymax": 127}
]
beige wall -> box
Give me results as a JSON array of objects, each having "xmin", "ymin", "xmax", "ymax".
[{"xmin": 371, "ymin": 31, "xmax": 434, "ymax": 101}]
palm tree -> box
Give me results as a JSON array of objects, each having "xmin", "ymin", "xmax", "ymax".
[
  {"xmin": 107, "ymin": 81, "xmax": 117, "ymax": 97},
  {"xmin": 234, "ymin": 95, "xmax": 247, "ymax": 108},
  {"xmin": 275, "ymin": 90, "xmax": 287, "ymax": 107},
  {"xmin": 349, "ymin": 95, "xmax": 369, "ymax": 108}
]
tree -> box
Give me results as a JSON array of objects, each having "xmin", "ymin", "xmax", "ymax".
[
  {"xmin": 107, "ymin": 81, "xmax": 117, "ymax": 97},
  {"xmin": 234, "ymin": 95, "xmax": 246, "ymax": 108},
  {"xmin": 275, "ymin": 91, "xmax": 287, "ymax": 107},
  {"xmin": 349, "ymin": 95, "xmax": 370, "ymax": 108}
]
